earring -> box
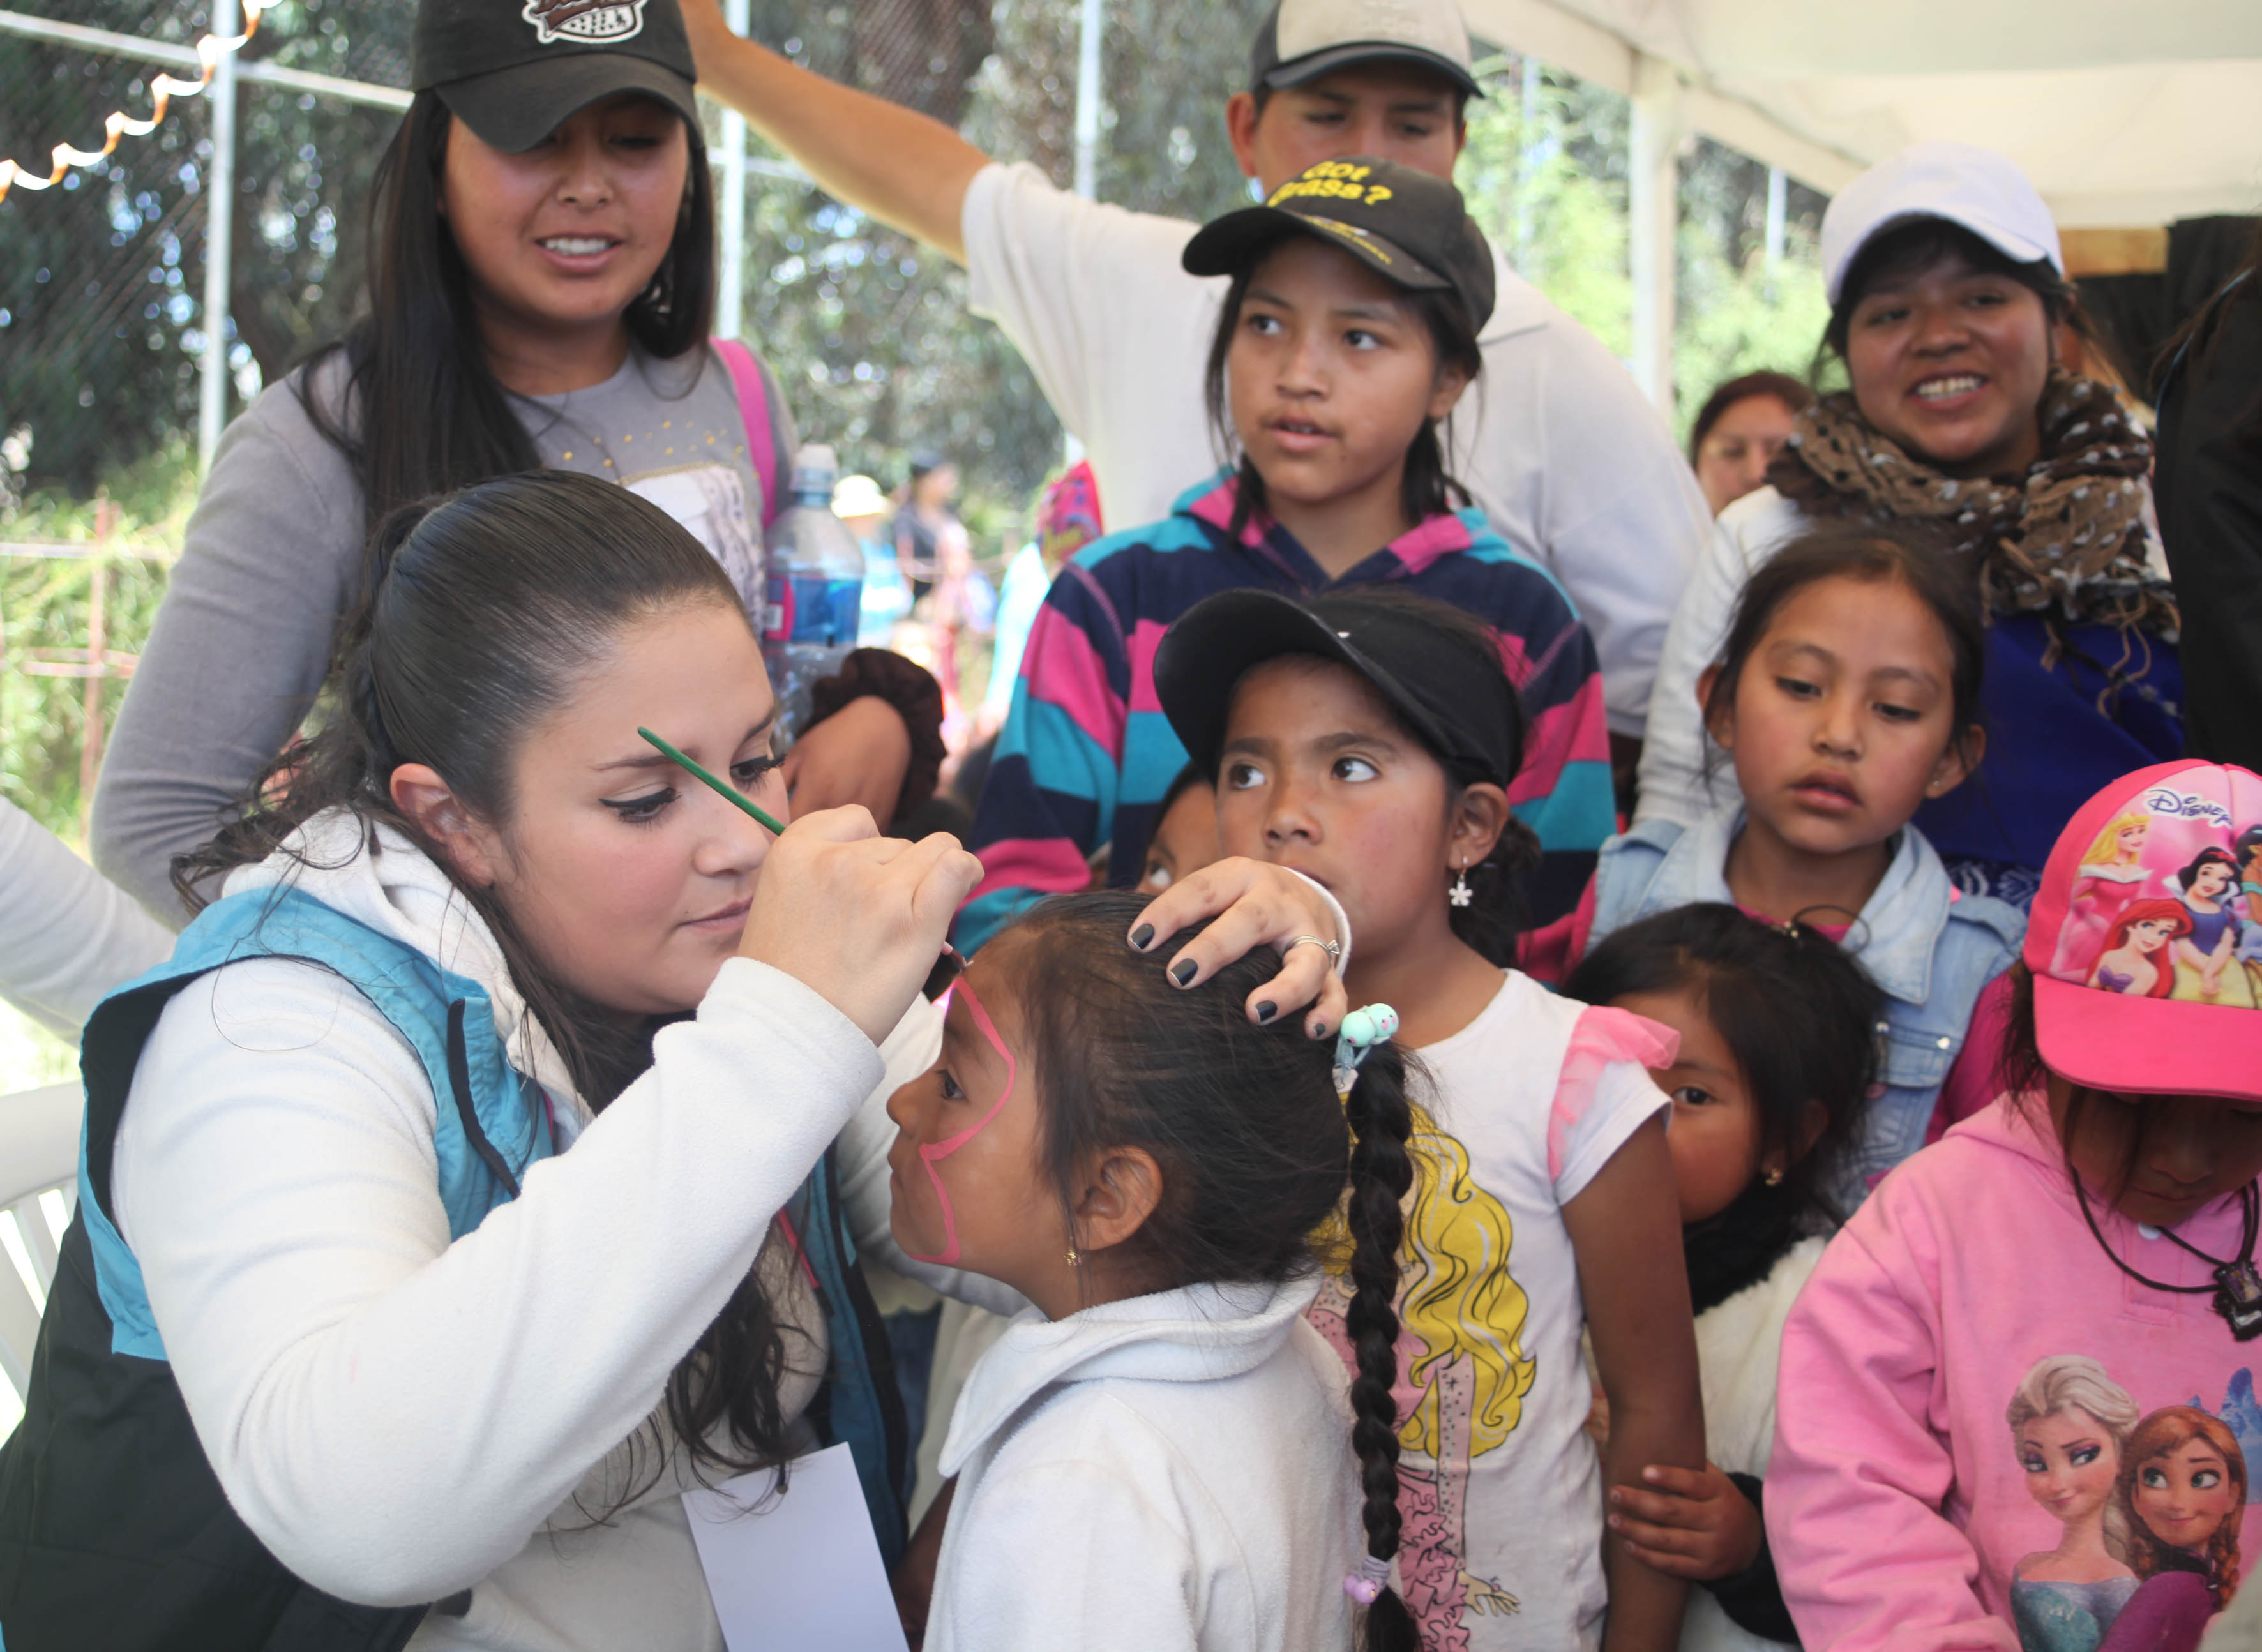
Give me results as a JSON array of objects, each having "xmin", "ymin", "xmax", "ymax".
[
  {"xmin": 1449, "ymin": 858, "xmax": 1473, "ymax": 908},
  {"xmin": 1762, "ymin": 1166, "xmax": 1784, "ymax": 1187},
  {"xmin": 1066, "ymin": 1247, "xmax": 1081, "ymax": 1268}
]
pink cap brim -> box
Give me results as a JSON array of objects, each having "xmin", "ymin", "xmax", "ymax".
[{"xmin": 2033, "ymin": 971, "xmax": 2262, "ymax": 1102}]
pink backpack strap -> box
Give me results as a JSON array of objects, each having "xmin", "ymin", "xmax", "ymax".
[{"xmin": 714, "ymin": 338, "xmax": 784, "ymax": 529}]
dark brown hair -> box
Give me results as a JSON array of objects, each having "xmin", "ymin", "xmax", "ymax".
[
  {"xmin": 303, "ymin": 91, "xmax": 716, "ymax": 532},
  {"xmin": 999, "ymin": 892, "xmax": 1421, "ymax": 1652},
  {"xmin": 175, "ymin": 470, "xmax": 798, "ymax": 1499},
  {"xmin": 1688, "ymin": 370, "xmax": 1813, "ymax": 467}
]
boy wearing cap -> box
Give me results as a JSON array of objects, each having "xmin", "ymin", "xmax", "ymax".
[
  {"xmin": 681, "ymin": 0, "xmax": 1712, "ymax": 749},
  {"xmin": 1637, "ymin": 142, "xmax": 2180, "ymax": 889}
]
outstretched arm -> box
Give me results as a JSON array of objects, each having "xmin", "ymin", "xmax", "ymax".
[{"xmin": 681, "ymin": 0, "xmax": 989, "ymax": 262}]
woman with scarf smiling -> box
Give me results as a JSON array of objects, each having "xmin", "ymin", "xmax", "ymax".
[{"xmin": 1638, "ymin": 143, "xmax": 2180, "ymax": 901}]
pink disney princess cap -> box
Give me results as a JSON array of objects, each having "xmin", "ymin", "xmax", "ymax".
[{"xmin": 2027, "ymin": 759, "xmax": 2262, "ymax": 1101}]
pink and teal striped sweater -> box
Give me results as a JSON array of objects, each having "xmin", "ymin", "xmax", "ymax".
[{"xmin": 958, "ymin": 472, "xmax": 1617, "ymax": 952}]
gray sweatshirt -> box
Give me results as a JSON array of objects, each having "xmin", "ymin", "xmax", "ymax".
[{"xmin": 92, "ymin": 343, "xmax": 795, "ymax": 923}]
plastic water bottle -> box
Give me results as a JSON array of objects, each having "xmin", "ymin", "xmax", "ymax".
[{"xmin": 762, "ymin": 444, "xmax": 866, "ymax": 737}]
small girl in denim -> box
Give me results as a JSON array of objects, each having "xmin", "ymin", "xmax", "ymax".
[{"xmin": 1592, "ymin": 523, "xmax": 2024, "ymax": 1208}]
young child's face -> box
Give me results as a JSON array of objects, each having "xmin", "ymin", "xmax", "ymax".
[
  {"xmin": 1213, "ymin": 657, "xmax": 1461, "ymax": 960},
  {"xmin": 1612, "ymin": 986, "xmax": 1766, "ymax": 1224},
  {"xmin": 1226, "ymin": 236, "xmax": 1467, "ymax": 516},
  {"xmin": 2134, "ymin": 1438, "xmax": 2238, "ymax": 1552},
  {"xmin": 1708, "ymin": 573, "xmax": 1972, "ymax": 862},
  {"xmin": 884, "ymin": 947, "xmax": 1059, "ymax": 1291},
  {"xmin": 1136, "ymin": 781, "xmax": 1221, "ymax": 895},
  {"xmin": 2053, "ymin": 1077, "xmax": 2262, "ymax": 1229}
]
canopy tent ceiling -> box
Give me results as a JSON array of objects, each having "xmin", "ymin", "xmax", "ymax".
[{"xmin": 1459, "ymin": 0, "xmax": 2262, "ymax": 227}]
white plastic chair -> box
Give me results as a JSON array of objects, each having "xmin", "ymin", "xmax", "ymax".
[{"xmin": 0, "ymin": 1083, "xmax": 82, "ymax": 1403}]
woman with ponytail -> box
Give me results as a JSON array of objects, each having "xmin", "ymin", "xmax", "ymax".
[
  {"xmin": 884, "ymin": 891, "xmax": 1414, "ymax": 1650},
  {"xmin": 94, "ymin": 0, "xmax": 938, "ymax": 925},
  {"xmin": 0, "ymin": 471, "xmax": 1352, "ymax": 1652}
]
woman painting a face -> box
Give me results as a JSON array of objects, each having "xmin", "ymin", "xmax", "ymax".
[
  {"xmin": 2096, "ymin": 1407, "xmax": 2247, "ymax": 1652},
  {"xmin": 2007, "ymin": 1356, "xmax": 2141, "ymax": 1651}
]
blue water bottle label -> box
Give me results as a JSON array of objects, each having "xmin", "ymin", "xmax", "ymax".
[{"xmin": 764, "ymin": 574, "xmax": 864, "ymax": 647}]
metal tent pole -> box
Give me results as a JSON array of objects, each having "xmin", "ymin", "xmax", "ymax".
[
  {"xmin": 1073, "ymin": 0, "xmax": 1103, "ymax": 200},
  {"xmin": 1627, "ymin": 52, "xmax": 1681, "ymax": 414},
  {"xmin": 716, "ymin": 0, "xmax": 749, "ymax": 341},
  {"xmin": 197, "ymin": 0, "xmax": 239, "ymax": 477}
]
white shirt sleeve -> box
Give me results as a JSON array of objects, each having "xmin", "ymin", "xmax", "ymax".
[
  {"xmin": 1633, "ymin": 488, "xmax": 1804, "ymax": 826},
  {"xmin": 1555, "ymin": 1058, "xmax": 1671, "ymax": 1207},
  {"xmin": 0, "ymin": 798, "xmax": 174, "ymax": 1038},
  {"xmin": 111, "ymin": 954, "xmax": 881, "ymax": 1607},
  {"xmin": 960, "ymin": 162, "xmax": 1222, "ymax": 530}
]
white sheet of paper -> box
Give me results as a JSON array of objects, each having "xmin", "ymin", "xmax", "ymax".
[{"xmin": 682, "ymin": 1442, "xmax": 910, "ymax": 1652}]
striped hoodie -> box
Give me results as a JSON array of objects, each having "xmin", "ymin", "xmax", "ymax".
[{"xmin": 958, "ymin": 472, "xmax": 1616, "ymax": 952}]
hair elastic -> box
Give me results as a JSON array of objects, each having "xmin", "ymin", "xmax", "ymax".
[
  {"xmin": 1333, "ymin": 1004, "xmax": 1400, "ymax": 1098},
  {"xmin": 1345, "ymin": 1554, "xmax": 1392, "ymax": 1605}
]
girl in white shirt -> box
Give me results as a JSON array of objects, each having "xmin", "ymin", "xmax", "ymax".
[{"xmin": 1152, "ymin": 583, "xmax": 1706, "ymax": 1652}]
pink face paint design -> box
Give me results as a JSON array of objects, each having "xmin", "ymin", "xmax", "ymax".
[{"xmin": 903, "ymin": 973, "xmax": 1019, "ymax": 1266}]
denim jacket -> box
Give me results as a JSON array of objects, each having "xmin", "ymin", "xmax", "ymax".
[{"xmin": 1592, "ymin": 806, "xmax": 2026, "ymax": 1210}]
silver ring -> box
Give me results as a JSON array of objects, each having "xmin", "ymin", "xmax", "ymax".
[{"xmin": 1284, "ymin": 934, "xmax": 1342, "ymax": 963}]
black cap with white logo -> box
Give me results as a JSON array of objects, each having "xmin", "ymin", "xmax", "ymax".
[
  {"xmin": 1182, "ymin": 156, "xmax": 1495, "ymax": 334},
  {"xmin": 412, "ymin": 0, "xmax": 700, "ymax": 154},
  {"xmin": 1248, "ymin": 0, "xmax": 1483, "ymax": 100}
]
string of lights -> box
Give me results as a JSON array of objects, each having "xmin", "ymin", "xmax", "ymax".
[{"xmin": 0, "ymin": 0, "xmax": 280, "ymax": 205}]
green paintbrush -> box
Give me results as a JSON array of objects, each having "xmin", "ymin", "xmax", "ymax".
[{"xmin": 637, "ymin": 726, "xmax": 785, "ymax": 836}]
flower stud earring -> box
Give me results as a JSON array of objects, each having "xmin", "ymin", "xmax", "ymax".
[{"xmin": 1449, "ymin": 859, "xmax": 1473, "ymax": 908}]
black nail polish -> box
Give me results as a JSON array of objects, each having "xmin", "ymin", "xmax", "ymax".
[
  {"xmin": 1171, "ymin": 959, "xmax": 1198, "ymax": 986},
  {"xmin": 1129, "ymin": 923, "xmax": 1155, "ymax": 950},
  {"xmin": 1311, "ymin": 1023, "xmax": 1329, "ymax": 1040},
  {"xmin": 1255, "ymin": 1001, "xmax": 1278, "ymax": 1024}
]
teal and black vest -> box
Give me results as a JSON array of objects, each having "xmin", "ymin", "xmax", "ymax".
[{"xmin": 0, "ymin": 887, "xmax": 905, "ymax": 1651}]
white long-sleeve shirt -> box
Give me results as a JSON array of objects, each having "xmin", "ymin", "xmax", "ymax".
[
  {"xmin": 0, "ymin": 797, "xmax": 172, "ymax": 1037},
  {"xmin": 107, "ymin": 818, "xmax": 997, "ymax": 1651}
]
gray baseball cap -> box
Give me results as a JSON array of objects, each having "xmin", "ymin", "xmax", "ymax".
[{"xmin": 1249, "ymin": 0, "xmax": 1484, "ymax": 100}]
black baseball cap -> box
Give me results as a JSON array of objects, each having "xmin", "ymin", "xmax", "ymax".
[
  {"xmin": 1249, "ymin": 0, "xmax": 1483, "ymax": 100},
  {"xmin": 1182, "ymin": 156, "xmax": 1495, "ymax": 333},
  {"xmin": 1155, "ymin": 588, "xmax": 1524, "ymax": 791},
  {"xmin": 412, "ymin": 0, "xmax": 700, "ymax": 154}
]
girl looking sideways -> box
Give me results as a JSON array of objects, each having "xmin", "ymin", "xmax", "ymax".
[
  {"xmin": 0, "ymin": 472, "xmax": 1346, "ymax": 1652},
  {"xmin": 1154, "ymin": 584, "xmax": 1703, "ymax": 1652},
  {"xmin": 886, "ymin": 895, "xmax": 1419, "ymax": 1652},
  {"xmin": 1588, "ymin": 525, "xmax": 2025, "ymax": 1206},
  {"xmin": 959, "ymin": 157, "xmax": 1613, "ymax": 956},
  {"xmin": 94, "ymin": 0, "xmax": 936, "ymax": 923}
]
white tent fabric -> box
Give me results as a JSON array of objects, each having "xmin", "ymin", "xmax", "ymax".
[{"xmin": 1461, "ymin": 0, "xmax": 2262, "ymax": 227}]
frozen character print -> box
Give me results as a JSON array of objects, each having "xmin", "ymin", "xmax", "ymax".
[
  {"xmin": 2007, "ymin": 1357, "xmax": 2142, "ymax": 1652},
  {"xmin": 2098, "ymin": 1406, "xmax": 2247, "ymax": 1652},
  {"xmin": 2172, "ymin": 850, "xmax": 2255, "ymax": 1007},
  {"xmin": 1310, "ymin": 1098, "xmax": 1530, "ymax": 1652},
  {"xmin": 2089, "ymin": 901, "xmax": 2194, "ymax": 998},
  {"xmin": 2055, "ymin": 814, "xmax": 2155, "ymax": 982}
]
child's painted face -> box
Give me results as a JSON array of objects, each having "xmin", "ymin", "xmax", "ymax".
[
  {"xmin": 440, "ymin": 94, "xmax": 690, "ymax": 354},
  {"xmin": 2134, "ymin": 1438, "xmax": 2239, "ymax": 1552},
  {"xmin": 1214, "ymin": 657, "xmax": 1480, "ymax": 965},
  {"xmin": 883, "ymin": 946, "xmax": 1057, "ymax": 1289},
  {"xmin": 2019, "ymin": 1410, "xmax": 2121, "ymax": 1526},
  {"xmin": 1226, "ymin": 236, "xmax": 1468, "ymax": 521},
  {"xmin": 1136, "ymin": 781, "xmax": 1221, "ymax": 895},
  {"xmin": 2053, "ymin": 1076, "xmax": 2262, "ymax": 1229},
  {"xmin": 1708, "ymin": 572, "xmax": 1973, "ymax": 864},
  {"xmin": 1611, "ymin": 986, "xmax": 1765, "ymax": 1224},
  {"xmin": 2130, "ymin": 917, "xmax": 2179, "ymax": 955},
  {"xmin": 469, "ymin": 601, "xmax": 782, "ymax": 1017}
]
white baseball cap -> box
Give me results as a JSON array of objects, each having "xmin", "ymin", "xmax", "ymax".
[
  {"xmin": 1821, "ymin": 142, "xmax": 2063, "ymax": 308},
  {"xmin": 1249, "ymin": 0, "xmax": 1482, "ymax": 100}
]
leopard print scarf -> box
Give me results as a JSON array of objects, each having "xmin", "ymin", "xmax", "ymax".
[{"xmin": 1770, "ymin": 372, "xmax": 2177, "ymax": 636}]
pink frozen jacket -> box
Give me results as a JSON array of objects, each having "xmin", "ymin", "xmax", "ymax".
[{"xmin": 1768, "ymin": 1096, "xmax": 2262, "ymax": 1652}]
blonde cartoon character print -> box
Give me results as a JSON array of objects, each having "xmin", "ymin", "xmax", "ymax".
[
  {"xmin": 2006, "ymin": 1356, "xmax": 2141, "ymax": 1652},
  {"xmin": 1311, "ymin": 1097, "xmax": 1534, "ymax": 1651}
]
